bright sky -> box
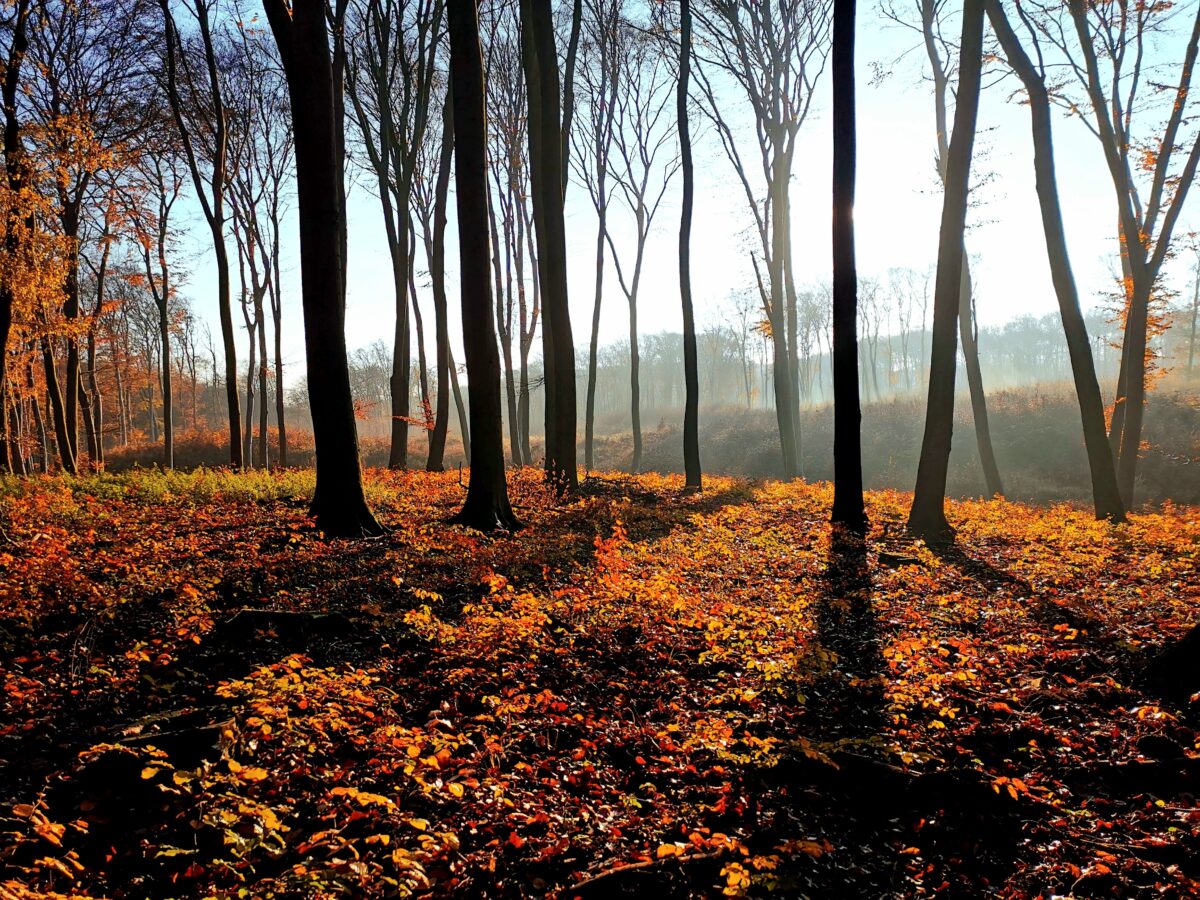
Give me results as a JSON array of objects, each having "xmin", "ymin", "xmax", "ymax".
[{"xmin": 176, "ymin": 7, "xmax": 1199, "ymax": 385}]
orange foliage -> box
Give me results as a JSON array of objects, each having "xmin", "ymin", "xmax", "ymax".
[{"xmin": 0, "ymin": 471, "xmax": 1196, "ymax": 896}]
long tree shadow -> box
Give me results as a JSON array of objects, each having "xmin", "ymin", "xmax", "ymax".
[
  {"xmin": 811, "ymin": 527, "xmax": 885, "ymax": 739},
  {"xmin": 927, "ymin": 540, "xmax": 1033, "ymax": 598}
]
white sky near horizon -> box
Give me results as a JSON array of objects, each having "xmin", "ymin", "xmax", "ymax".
[{"xmin": 173, "ymin": 3, "xmax": 1200, "ymax": 388}]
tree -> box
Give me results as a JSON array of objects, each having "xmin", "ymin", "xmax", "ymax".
[
  {"xmin": 160, "ymin": 0, "xmax": 242, "ymax": 468},
  {"xmin": 572, "ymin": 0, "xmax": 619, "ymax": 472},
  {"xmin": 227, "ymin": 25, "xmax": 291, "ymax": 469},
  {"xmin": 1065, "ymin": 0, "xmax": 1200, "ymax": 508},
  {"xmin": 447, "ymin": 0, "xmax": 519, "ymax": 531},
  {"xmin": 263, "ymin": 0, "xmax": 382, "ymax": 536},
  {"xmin": 344, "ymin": 0, "xmax": 443, "ymax": 470},
  {"xmin": 907, "ymin": 0, "xmax": 983, "ymax": 544},
  {"xmin": 0, "ymin": 0, "xmax": 33, "ymax": 473},
  {"xmin": 677, "ymin": 0, "xmax": 700, "ymax": 490},
  {"xmin": 692, "ymin": 0, "xmax": 831, "ymax": 479},
  {"xmin": 913, "ymin": 0, "xmax": 1002, "ymax": 497},
  {"xmin": 521, "ymin": 0, "xmax": 577, "ymax": 492},
  {"xmin": 24, "ymin": 0, "xmax": 150, "ymax": 470},
  {"xmin": 830, "ymin": 0, "xmax": 866, "ymax": 533},
  {"xmin": 412, "ymin": 88, "xmax": 453, "ymax": 472},
  {"xmin": 122, "ymin": 131, "xmax": 186, "ymax": 468},
  {"xmin": 602, "ymin": 22, "xmax": 678, "ymax": 474},
  {"xmin": 985, "ymin": 0, "xmax": 1124, "ymax": 522}
]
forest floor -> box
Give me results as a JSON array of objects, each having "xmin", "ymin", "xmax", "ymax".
[{"xmin": 0, "ymin": 468, "xmax": 1197, "ymax": 899}]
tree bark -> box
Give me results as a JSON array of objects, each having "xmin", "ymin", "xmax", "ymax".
[
  {"xmin": 678, "ymin": 0, "xmax": 701, "ymax": 490},
  {"xmin": 831, "ymin": 0, "xmax": 867, "ymax": 532},
  {"xmin": 908, "ymin": 0, "xmax": 984, "ymax": 544},
  {"xmin": 264, "ymin": 0, "xmax": 381, "ymax": 536},
  {"xmin": 447, "ymin": 0, "xmax": 519, "ymax": 531}
]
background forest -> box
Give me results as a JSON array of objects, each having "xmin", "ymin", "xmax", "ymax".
[{"xmin": 0, "ymin": 0, "xmax": 1197, "ymax": 511}]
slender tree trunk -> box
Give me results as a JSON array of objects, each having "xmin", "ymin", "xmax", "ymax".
[
  {"xmin": 387, "ymin": 212, "xmax": 411, "ymax": 469},
  {"xmin": 584, "ymin": 199, "xmax": 605, "ymax": 472},
  {"xmin": 768, "ymin": 161, "xmax": 798, "ymax": 478},
  {"xmin": 408, "ymin": 219, "xmax": 431, "ymax": 447},
  {"xmin": 628, "ymin": 288, "xmax": 642, "ymax": 473},
  {"xmin": 273, "ymin": 311, "xmax": 286, "ymax": 466},
  {"xmin": 831, "ymin": 0, "xmax": 866, "ymax": 531},
  {"xmin": 908, "ymin": 0, "xmax": 984, "ymax": 543},
  {"xmin": 242, "ymin": 318, "xmax": 256, "ymax": 468},
  {"xmin": 987, "ymin": 0, "xmax": 1124, "ymax": 522},
  {"xmin": 447, "ymin": 0, "xmax": 518, "ymax": 530},
  {"xmin": 257, "ymin": 296, "xmax": 269, "ymax": 469},
  {"xmin": 449, "ymin": 344, "xmax": 470, "ymax": 461},
  {"xmin": 160, "ymin": 310, "xmax": 174, "ymax": 468},
  {"xmin": 488, "ymin": 193, "xmax": 521, "ymax": 466},
  {"xmin": 427, "ymin": 91, "xmax": 454, "ymax": 473},
  {"xmin": 264, "ymin": 0, "xmax": 381, "ymax": 536}
]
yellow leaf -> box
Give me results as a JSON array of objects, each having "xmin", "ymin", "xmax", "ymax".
[
  {"xmin": 140, "ymin": 767, "xmax": 160, "ymax": 780},
  {"xmin": 447, "ymin": 782, "xmax": 464, "ymax": 798}
]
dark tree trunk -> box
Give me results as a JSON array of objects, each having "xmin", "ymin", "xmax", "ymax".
[
  {"xmin": 264, "ymin": 0, "xmax": 381, "ymax": 537},
  {"xmin": 831, "ymin": 0, "xmax": 866, "ymax": 532},
  {"xmin": 521, "ymin": 0, "xmax": 577, "ymax": 492},
  {"xmin": 908, "ymin": 0, "xmax": 984, "ymax": 544},
  {"xmin": 678, "ymin": 0, "xmax": 701, "ymax": 490},
  {"xmin": 987, "ymin": 0, "xmax": 1125, "ymax": 522},
  {"xmin": 447, "ymin": 0, "xmax": 519, "ymax": 531},
  {"xmin": 427, "ymin": 91, "xmax": 454, "ymax": 473}
]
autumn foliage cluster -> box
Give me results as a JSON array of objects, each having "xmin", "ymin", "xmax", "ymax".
[{"xmin": 0, "ymin": 469, "xmax": 1196, "ymax": 897}]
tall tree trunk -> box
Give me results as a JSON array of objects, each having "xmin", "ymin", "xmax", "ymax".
[
  {"xmin": 628, "ymin": 289, "xmax": 641, "ymax": 473},
  {"xmin": 908, "ymin": 0, "xmax": 984, "ymax": 543},
  {"xmin": 522, "ymin": 0, "xmax": 577, "ymax": 492},
  {"xmin": 987, "ymin": 0, "xmax": 1125, "ymax": 522},
  {"xmin": 447, "ymin": 0, "xmax": 519, "ymax": 530},
  {"xmin": 768, "ymin": 161, "xmax": 798, "ymax": 479},
  {"xmin": 160, "ymin": 310, "xmax": 174, "ymax": 468},
  {"xmin": 387, "ymin": 210, "xmax": 411, "ymax": 470},
  {"xmin": 584, "ymin": 207, "xmax": 603, "ymax": 472},
  {"xmin": 427, "ymin": 91, "xmax": 454, "ymax": 473},
  {"xmin": 831, "ymin": 0, "xmax": 866, "ymax": 532},
  {"xmin": 264, "ymin": 0, "xmax": 381, "ymax": 536}
]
